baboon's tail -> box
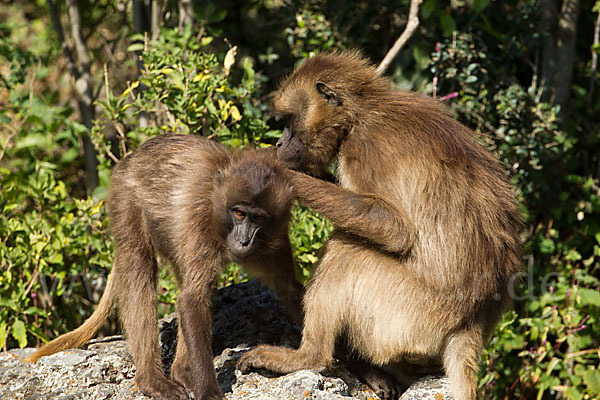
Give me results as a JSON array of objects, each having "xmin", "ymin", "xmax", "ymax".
[{"xmin": 22, "ymin": 272, "xmax": 117, "ymax": 363}]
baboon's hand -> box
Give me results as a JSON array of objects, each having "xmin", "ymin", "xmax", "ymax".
[
  {"xmin": 237, "ymin": 345, "xmax": 274, "ymax": 373},
  {"xmin": 237, "ymin": 345, "xmax": 311, "ymax": 374}
]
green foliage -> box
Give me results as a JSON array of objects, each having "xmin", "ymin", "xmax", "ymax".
[
  {"xmin": 0, "ymin": 27, "xmax": 110, "ymax": 349},
  {"xmin": 0, "ymin": 23, "xmax": 87, "ymax": 195},
  {"xmin": 285, "ymin": 8, "xmax": 339, "ymax": 60},
  {"xmin": 431, "ymin": 32, "xmax": 569, "ymax": 214},
  {"xmin": 289, "ymin": 206, "xmax": 333, "ymax": 284},
  {"xmin": 0, "ymin": 23, "xmax": 34, "ymax": 89},
  {"xmin": 94, "ymin": 26, "xmax": 274, "ymax": 159},
  {"xmin": 0, "ymin": 163, "xmax": 112, "ymax": 350}
]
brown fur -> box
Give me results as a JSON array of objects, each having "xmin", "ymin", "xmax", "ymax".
[
  {"xmin": 24, "ymin": 134, "xmax": 303, "ymax": 400},
  {"xmin": 237, "ymin": 51, "xmax": 522, "ymax": 400}
]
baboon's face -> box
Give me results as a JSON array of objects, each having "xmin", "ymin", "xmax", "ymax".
[
  {"xmin": 274, "ymin": 79, "xmax": 346, "ymax": 179},
  {"xmin": 213, "ymin": 158, "xmax": 293, "ymax": 263},
  {"xmin": 275, "ymin": 117, "xmax": 309, "ymax": 172},
  {"xmin": 225, "ymin": 203, "xmax": 271, "ymax": 262}
]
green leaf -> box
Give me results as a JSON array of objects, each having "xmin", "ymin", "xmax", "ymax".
[
  {"xmin": 119, "ymin": 80, "xmax": 140, "ymax": 99},
  {"xmin": 439, "ymin": 13, "xmax": 456, "ymax": 37},
  {"xmin": 28, "ymin": 325, "xmax": 50, "ymax": 343},
  {"xmin": 49, "ymin": 252, "xmax": 63, "ymax": 264},
  {"xmin": 473, "ymin": 0, "xmax": 491, "ymax": 12},
  {"xmin": 0, "ymin": 322, "xmax": 7, "ymax": 350},
  {"xmin": 565, "ymin": 387, "xmax": 583, "ymax": 400},
  {"xmin": 127, "ymin": 43, "xmax": 144, "ymax": 52},
  {"xmin": 200, "ymin": 36, "xmax": 214, "ymax": 46},
  {"xmin": 242, "ymin": 57, "xmax": 256, "ymax": 90},
  {"xmin": 502, "ymin": 334, "xmax": 524, "ymax": 351},
  {"xmin": 11, "ymin": 319, "xmax": 27, "ymax": 348},
  {"xmin": 0, "ymin": 298, "xmax": 15, "ymax": 311},
  {"xmin": 585, "ymin": 369, "xmax": 600, "ymax": 393},
  {"xmin": 129, "ymin": 33, "xmax": 145, "ymax": 42},
  {"xmin": 15, "ymin": 134, "xmax": 47, "ymax": 150},
  {"xmin": 413, "ymin": 45, "xmax": 430, "ymax": 70},
  {"xmin": 210, "ymin": 10, "xmax": 227, "ymax": 23},
  {"xmin": 305, "ymin": 254, "xmax": 319, "ymax": 264},
  {"xmin": 538, "ymin": 238, "xmax": 556, "ymax": 254},
  {"xmin": 421, "ymin": 0, "xmax": 437, "ymax": 19},
  {"xmin": 579, "ymin": 288, "xmax": 600, "ymax": 306},
  {"xmin": 23, "ymin": 307, "xmax": 46, "ymax": 316},
  {"xmin": 59, "ymin": 147, "xmax": 79, "ymax": 164}
]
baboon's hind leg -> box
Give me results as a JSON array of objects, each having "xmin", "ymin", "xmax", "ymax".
[
  {"xmin": 237, "ymin": 276, "xmax": 339, "ymax": 373},
  {"xmin": 442, "ymin": 328, "xmax": 483, "ymax": 400},
  {"xmin": 115, "ymin": 247, "xmax": 188, "ymax": 400}
]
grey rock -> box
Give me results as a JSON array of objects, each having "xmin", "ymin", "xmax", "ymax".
[
  {"xmin": 399, "ymin": 375, "xmax": 453, "ymax": 400},
  {"xmin": 0, "ymin": 279, "xmax": 452, "ymax": 399}
]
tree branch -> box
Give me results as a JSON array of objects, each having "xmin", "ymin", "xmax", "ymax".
[
  {"xmin": 178, "ymin": 0, "xmax": 194, "ymax": 29},
  {"xmin": 66, "ymin": 0, "xmax": 91, "ymax": 73},
  {"xmin": 553, "ymin": 0, "xmax": 580, "ymax": 115},
  {"xmin": 60, "ymin": 0, "xmax": 98, "ymax": 192},
  {"xmin": 375, "ymin": 0, "xmax": 422, "ymax": 77},
  {"xmin": 47, "ymin": 0, "xmax": 80, "ymax": 80},
  {"xmin": 588, "ymin": 11, "xmax": 600, "ymax": 105},
  {"xmin": 151, "ymin": 0, "xmax": 163, "ymax": 41}
]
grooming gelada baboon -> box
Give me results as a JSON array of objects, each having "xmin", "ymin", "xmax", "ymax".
[
  {"xmin": 24, "ymin": 134, "xmax": 303, "ymax": 400},
  {"xmin": 237, "ymin": 51, "xmax": 522, "ymax": 400}
]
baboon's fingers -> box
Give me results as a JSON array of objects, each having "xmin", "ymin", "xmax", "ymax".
[{"xmin": 237, "ymin": 345, "xmax": 274, "ymax": 373}]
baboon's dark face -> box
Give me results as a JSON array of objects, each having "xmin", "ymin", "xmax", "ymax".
[
  {"xmin": 212, "ymin": 155, "xmax": 293, "ymax": 263},
  {"xmin": 226, "ymin": 203, "xmax": 271, "ymax": 262}
]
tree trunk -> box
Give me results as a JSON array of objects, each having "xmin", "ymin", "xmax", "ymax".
[
  {"xmin": 540, "ymin": 0, "xmax": 558, "ymax": 101},
  {"xmin": 49, "ymin": 0, "xmax": 98, "ymax": 193},
  {"xmin": 539, "ymin": 0, "xmax": 580, "ymax": 120},
  {"xmin": 178, "ymin": 0, "xmax": 194, "ymax": 29},
  {"xmin": 554, "ymin": 0, "xmax": 580, "ymax": 115},
  {"xmin": 66, "ymin": 0, "xmax": 98, "ymax": 193},
  {"xmin": 132, "ymin": 0, "xmax": 153, "ymax": 129},
  {"xmin": 151, "ymin": 0, "xmax": 163, "ymax": 41}
]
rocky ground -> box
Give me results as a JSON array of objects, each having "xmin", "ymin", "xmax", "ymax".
[{"xmin": 0, "ymin": 280, "xmax": 452, "ymax": 399}]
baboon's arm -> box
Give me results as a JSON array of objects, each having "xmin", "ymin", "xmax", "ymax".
[{"xmin": 289, "ymin": 170, "xmax": 415, "ymax": 255}]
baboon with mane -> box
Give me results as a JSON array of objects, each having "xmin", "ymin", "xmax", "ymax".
[{"xmin": 238, "ymin": 51, "xmax": 522, "ymax": 400}]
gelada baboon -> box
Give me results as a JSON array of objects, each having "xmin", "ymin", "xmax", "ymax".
[
  {"xmin": 237, "ymin": 51, "xmax": 522, "ymax": 400},
  {"xmin": 24, "ymin": 134, "xmax": 303, "ymax": 400}
]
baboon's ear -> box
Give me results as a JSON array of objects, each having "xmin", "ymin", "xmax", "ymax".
[
  {"xmin": 316, "ymin": 81, "xmax": 340, "ymax": 106},
  {"xmin": 215, "ymin": 169, "xmax": 225, "ymax": 186}
]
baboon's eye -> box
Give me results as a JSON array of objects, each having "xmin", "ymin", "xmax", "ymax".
[
  {"xmin": 232, "ymin": 209, "xmax": 246, "ymax": 220},
  {"xmin": 254, "ymin": 215, "xmax": 266, "ymax": 223}
]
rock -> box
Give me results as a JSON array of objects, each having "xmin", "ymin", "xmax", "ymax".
[
  {"xmin": 0, "ymin": 279, "xmax": 453, "ymax": 399},
  {"xmin": 399, "ymin": 375, "xmax": 453, "ymax": 400}
]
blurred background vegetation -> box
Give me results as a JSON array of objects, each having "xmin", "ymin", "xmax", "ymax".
[{"xmin": 1, "ymin": 0, "xmax": 599, "ymax": 398}]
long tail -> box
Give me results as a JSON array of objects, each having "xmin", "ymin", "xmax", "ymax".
[{"xmin": 23, "ymin": 272, "xmax": 117, "ymax": 363}]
